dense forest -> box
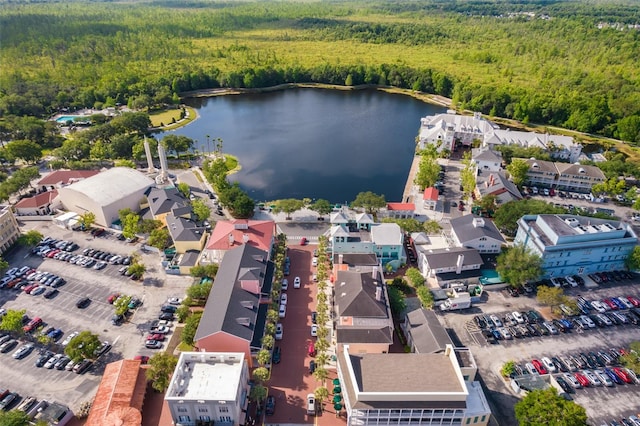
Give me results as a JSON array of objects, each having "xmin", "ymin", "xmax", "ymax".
[{"xmin": 1, "ymin": 0, "xmax": 639, "ymax": 142}]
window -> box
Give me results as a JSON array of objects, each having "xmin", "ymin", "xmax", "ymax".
[
  {"xmin": 474, "ymin": 416, "xmax": 479, "ymax": 423},
  {"xmin": 481, "ymin": 415, "xmax": 486, "ymax": 422},
  {"xmin": 218, "ymin": 406, "xmax": 229, "ymax": 413},
  {"xmin": 178, "ymin": 416, "xmax": 191, "ymax": 422},
  {"xmin": 199, "ymin": 416, "xmax": 211, "ymax": 421},
  {"xmin": 177, "ymin": 407, "xmax": 188, "ymax": 413},
  {"xmin": 220, "ymin": 416, "xmax": 232, "ymax": 422},
  {"xmin": 199, "ymin": 408, "xmax": 208, "ymax": 413}
]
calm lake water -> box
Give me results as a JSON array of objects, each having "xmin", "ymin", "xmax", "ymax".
[{"xmin": 160, "ymin": 88, "xmax": 445, "ymax": 204}]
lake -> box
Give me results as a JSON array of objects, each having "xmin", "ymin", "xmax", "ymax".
[{"xmin": 160, "ymin": 88, "xmax": 445, "ymax": 204}]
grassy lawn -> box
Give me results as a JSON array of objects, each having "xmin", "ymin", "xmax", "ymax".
[{"xmin": 149, "ymin": 106, "xmax": 197, "ymax": 130}]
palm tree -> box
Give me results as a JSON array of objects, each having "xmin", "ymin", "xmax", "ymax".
[
  {"xmin": 316, "ymin": 353, "xmax": 330, "ymax": 368},
  {"xmin": 257, "ymin": 349, "xmax": 271, "ymax": 366},
  {"xmin": 313, "ymin": 367, "xmax": 329, "ymax": 384}
]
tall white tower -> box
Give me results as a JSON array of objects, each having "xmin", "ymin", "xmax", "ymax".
[
  {"xmin": 158, "ymin": 143, "xmax": 169, "ymax": 181},
  {"xmin": 143, "ymin": 137, "xmax": 155, "ymax": 174}
]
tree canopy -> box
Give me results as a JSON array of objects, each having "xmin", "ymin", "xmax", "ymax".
[
  {"xmin": 506, "ymin": 158, "xmax": 530, "ymax": 187},
  {"xmin": 64, "ymin": 331, "xmax": 102, "ymax": 362},
  {"xmin": 514, "ymin": 388, "xmax": 587, "ymax": 426},
  {"xmin": 146, "ymin": 352, "xmax": 178, "ymax": 392},
  {"xmin": 496, "ymin": 244, "xmax": 543, "ymax": 287},
  {"xmin": 351, "ymin": 191, "xmax": 386, "ymax": 215},
  {"xmin": 493, "ymin": 199, "xmax": 565, "ymax": 236},
  {"xmin": 271, "ymin": 198, "xmax": 305, "ymax": 219}
]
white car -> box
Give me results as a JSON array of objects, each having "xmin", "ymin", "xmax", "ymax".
[
  {"xmin": 281, "ymin": 279, "xmax": 288, "ymax": 291},
  {"xmin": 311, "ymin": 325, "xmax": 318, "ymax": 337},
  {"xmin": 275, "ymin": 323, "xmax": 283, "ymax": 340},
  {"xmin": 280, "ymin": 294, "xmax": 288, "ymax": 305},
  {"xmin": 593, "ymin": 369, "xmax": 614, "ymax": 387},
  {"xmin": 565, "ymin": 276, "xmax": 578, "ymax": 287},
  {"xmin": 582, "ymin": 370, "xmax": 602, "ymax": 387},
  {"xmin": 167, "ymin": 297, "xmax": 182, "ymax": 305},
  {"xmin": 279, "ymin": 304, "xmax": 286, "ymax": 318},
  {"xmin": 294, "ymin": 276, "xmax": 301, "ymax": 289},
  {"xmin": 562, "ymin": 373, "xmax": 582, "ymax": 388},
  {"xmin": 590, "ymin": 301, "xmax": 606, "ymax": 313},
  {"xmin": 312, "ymin": 258, "xmax": 318, "ymax": 267},
  {"xmin": 525, "ymin": 363, "xmax": 537, "ymax": 375},
  {"xmin": 512, "ymin": 311, "xmax": 525, "ymax": 324},
  {"xmin": 550, "ymin": 277, "xmax": 562, "ymax": 288},
  {"xmin": 61, "ymin": 331, "xmax": 79, "ymax": 347},
  {"xmin": 541, "ymin": 357, "xmax": 556, "ymax": 373}
]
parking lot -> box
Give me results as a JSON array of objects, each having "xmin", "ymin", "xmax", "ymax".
[
  {"xmin": 0, "ymin": 220, "xmax": 191, "ymax": 411},
  {"xmin": 439, "ymin": 277, "xmax": 640, "ymax": 426}
]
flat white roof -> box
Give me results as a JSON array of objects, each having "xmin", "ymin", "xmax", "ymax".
[{"xmin": 64, "ymin": 167, "xmax": 154, "ymax": 207}]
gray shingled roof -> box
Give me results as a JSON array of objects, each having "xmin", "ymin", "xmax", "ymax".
[
  {"xmin": 335, "ymin": 271, "xmax": 387, "ymax": 318},
  {"xmin": 194, "ymin": 245, "xmax": 273, "ymax": 346},
  {"xmin": 178, "ymin": 250, "xmax": 200, "ymax": 267},
  {"xmin": 450, "ymin": 215, "xmax": 506, "ymax": 245},
  {"xmin": 423, "ymin": 247, "xmax": 483, "ymax": 269},
  {"xmin": 146, "ymin": 187, "xmax": 188, "ymax": 216},
  {"xmin": 405, "ymin": 309, "xmax": 453, "ymax": 353},
  {"xmin": 336, "ymin": 326, "xmax": 393, "ymax": 344},
  {"xmin": 331, "ymin": 253, "xmax": 378, "ymax": 267},
  {"xmin": 166, "ymin": 213, "xmax": 206, "ymax": 242}
]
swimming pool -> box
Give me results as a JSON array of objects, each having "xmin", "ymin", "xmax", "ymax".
[
  {"xmin": 55, "ymin": 115, "xmax": 87, "ymax": 123},
  {"xmin": 479, "ymin": 269, "xmax": 504, "ymax": 285}
]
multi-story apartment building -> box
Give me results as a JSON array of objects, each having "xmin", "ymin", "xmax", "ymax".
[
  {"xmin": 515, "ymin": 214, "xmax": 638, "ymax": 277},
  {"xmin": 521, "ymin": 159, "xmax": 606, "ymax": 193},
  {"xmin": 165, "ymin": 352, "xmax": 250, "ymax": 426},
  {"xmin": 0, "ymin": 204, "xmax": 20, "ymax": 254}
]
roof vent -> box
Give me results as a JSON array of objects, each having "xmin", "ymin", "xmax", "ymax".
[
  {"xmin": 236, "ymin": 317, "xmax": 251, "ymax": 327},
  {"xmin": 578, "ymin": 167, "xmax": 586, "ymax": 174},
  {"xmin": 240, "ymin": 301, "xmax": 254, "ymax": 310}
]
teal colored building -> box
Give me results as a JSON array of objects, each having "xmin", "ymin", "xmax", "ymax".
[{"xmin": 515, "ymin": 214, "xmax": 638, "ymax": 278}]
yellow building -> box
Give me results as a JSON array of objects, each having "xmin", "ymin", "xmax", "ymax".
[{"xmin": 0, "ymin": 204, "xmax": 20, "ymax": 254}]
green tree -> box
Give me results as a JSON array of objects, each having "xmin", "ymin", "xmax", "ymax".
[
  {"xmin": 0, "ymin": 409, "xmax": 31, "ymax": 426},
  {"xmin": 405, "ymin": 267, "xmax": 425, "ymax": 287},
  {"xmin": 313, "ymin": 366, "xmax": 329, "ymax": 383},
  {"xmin": 191, "ymin": 198, "xmax": 211, "ymax": 222},
  {"xmin": 423, "ymin": 220, "xmax": 442, "ymax": 234},
  {"xmin": 620, "ymin": 341, "xmax": 640, "ymax": 374},
  {"xmin": 381, "ymin": 217, "xmax": 423, "ymax": 233},
  {"xmin": 177, "ymin": 182, "xmax": 191, "ymax": 199},
  {"xmin": 271, "ymin": 198, "xmax": 305, "ymax": 220},
  {"xmin": 476, "ymin": 194, "xmax": 498, "ymax": 213},
  {"xmin": 626, "ymin": 246, "xmax": 640, "ymax": 271},
  {"xmin": 460, "ymin": 151, "xmax": 476, "ymax": 199},
  {"xmin": 261, "ymin": 334, "xmax": 274, "ymax": 350},
  {"xmin": 257, "ymin": 349, "xmax": 271, "ymax": 366},
  {"xmin": 187, "ymin": 282, "xmax": 213, "ymax": 302},
  {"xmin": 17, "ymin": 229, "xmax": 43, "ymax": 247},
  {"xmin": 496, "ymin": 244, "xmax": 542, "ymax": 287},
  {"xmin": 314, "ymin": 386, "xmax": 330, "ymax": 404},
  {"xmin": 65, "ymin": 331, "xmax": 102, "ymax": 362},
  {"xmin": 0, "ymin": 257, "xmax": 8, "ymax": 274},
  {"xmin": 310, "ymin": 198, "xmax": 333, "ymax": 216},
  {"xmin": 253, "ymin": 367, "xmax": 270, "ymax": 383},
  {"xmin": 0, "ymin": 309, "xmax": 26, "ymax": 334},
  {"xmin": 189, "ymin": 264, "xmax": 218, "ymax": 279},
  {"xmin": 139, "ymin": 218, "xmax": 162, "ymax": 234},
  {"xmin": 414, "ymin": 154, "xmax": 440, "ymax": 191},
  {"xmin": 181, "ymin": 312, "xmax": 203, "ymax": 345},
  {"xmin": 515, "ymin": 388, "xmax": 587, "ymax": 426},
  {"xmin": 501, "ymin": 360, "xmax": 516, "ymax": 378},
  {"xmin": 250, "ymin": 384, "xmax": 267, "ymax": 403},
  {"xmin": 149, "ymin": 228, "xmax": 171, "ymax": 250},
  {"xmin": 162, "ymin": 134, "xmax": 194, "ymax": 157},
  {"xmin": 115, "ymin": 159, "xmax": 136, "ymax": 168},
  {"xmin": 5, "ymin": 139, "xmax": 42, "ymax": 163},
  {"xmin": 121, "ymin": 212, "xmax": 140, "ymax": 239},
  {"xmin": 416, "ymin": 286, "xmax": 434, "ymax": 309},
  {"xmin": 128, "ymin": 262, "xmax": 146, "ymax": 280},
  {"xmin": 351, "ymin": 191, "xmax": 386, "ymax": 215},
  {"xmin": 386, "ymin": 285, "xmax": 406, "ymax": 320},
  {"xmin": 78, "ymin": 212, "xmax": 96, "ymax": 231},
  {"xmin": 536, "ymin": 285, "xmax": 565, "ymax": 307},
  {"xmin": 494, "ymin": 199, "xmax": 565, "ymax": 236},
  {"xmin": 506, "ymin": 158, "xmax": 530, "ymax": 187},
  {"xmin": 114, "ymin": 295, "xmax": 132, "ymax": 316},
  {"xmin": 146, "ymin": 352, "xmax": 178, "ymax": 392}
]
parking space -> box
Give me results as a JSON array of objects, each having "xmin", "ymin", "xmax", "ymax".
[
  {"xmin": 0, "ymin": 221, "xmax": 192, "ymax": 411},
  {"xmin": 439, "ymin": 277, "xmax": 640, "ymax": 426}
]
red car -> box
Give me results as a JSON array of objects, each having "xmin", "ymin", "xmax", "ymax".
[
  {"xmin": 133, "ymin": 355, "xmax": 149, "ymax": 364},
  {"xmin": 603, "ymin": 298, "xmax": 618, "ymax": 310},
  {"xmin": 23, "ymin": 284, "xmax": 37, "ymax": 294},
  {"xmin": 627, "ymin": 296, "xmax": 640, "ymax": 307},
  {"xmin": 107, "ymin": 293, "xmax": 120, "ymax": 304},
  {"xmin": 612, "ymin": 367, "xmax": 633, "ymax": 384},
  {"xmin": 146, "ymin": 333, "xmax": 165, "ymax": 341},
  {"xmin": 46, "ymin": 249, "xmax": 60, "ymax": 258},
  {"xmin": 574, "ymin": 371, "xmax": 590, "ymax": 387},
  {"xmin": 531, "ymin": 359, "xmax": 548, "ymax": 375},
  {"xmin": 300, "ymin": 237, "xmax": 307, "ymax": 246}
]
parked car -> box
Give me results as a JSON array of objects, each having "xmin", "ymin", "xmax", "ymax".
[
  {"xmin": 73, "ymin": 359, "xmax": 93, "ymax": 374},
  {"xmin": 76, "ymin": 297, "xmax": 91, "ymax": 309},
  {"xmin": 294, "ymin": 276, "xmax": 301, "ymax": 288},
  {"xmin": 12, "ymin": 343, "xmax": 34, "ymax": 360},
  {"xmin": 145, "ymin": 340, "xmax": 162, "ymax": 349},
  {"xmin": 272, "ymin": 347, "xmax": 281, "ymax": 364},
  {"xmin": 275, "ymin": 323, "xmax": 283, "ymax": 340},
  {"xmin": 265, "ymin": 395, "xmax": 276, "ymax": 416}
]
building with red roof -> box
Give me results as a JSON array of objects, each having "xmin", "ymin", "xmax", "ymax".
[
  {"xmin": 38, "ymin": 169, "xmax": 100, "ymax": 188},
  {"xmin": 85, "ymin": 359, "xmax": 147, "ymax": 426},
  {"xmin": 14, "ymin": 190, "xmax": 59, "ymax": 216},
  {"xmin": 384, "ymin": 202, "xmax": 416, "ymax": 219},
  {"xmin": 201, "ymin": 219, "xmax": 275, "ymax": 264},
  {"xmin": 423, "ymin": 187, "xmax": 439, "ymax": 210}
]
